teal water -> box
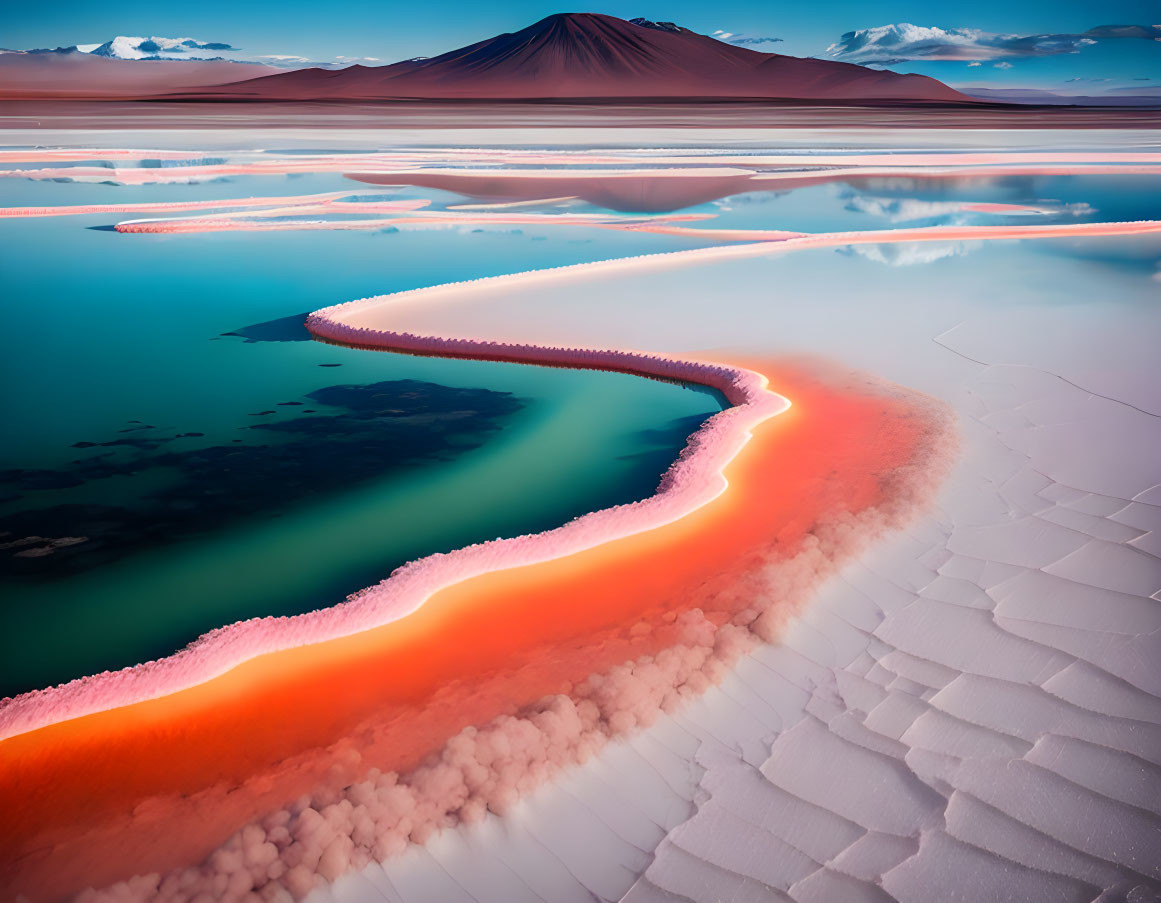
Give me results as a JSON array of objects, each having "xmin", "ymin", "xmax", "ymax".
[{"xmin": 0, "ymin": 169, "xmax": 726, "ymax": 696}]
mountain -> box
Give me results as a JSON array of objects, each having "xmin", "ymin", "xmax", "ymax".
[
  {"xmin": 0, "ymin": 50, "xmax": 280, "ymax": 99},
  {"xmin": 192, "ymin": 13, "xmax": 972, "ymax": 102},
  {"xmin": 81, "ymin": 36, "xmax": 238, "ymax": 61}
]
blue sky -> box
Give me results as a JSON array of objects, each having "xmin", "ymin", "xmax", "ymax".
[{"xmin": 3, "ymin": 0, "xmax": 1159, "ymax": 89}]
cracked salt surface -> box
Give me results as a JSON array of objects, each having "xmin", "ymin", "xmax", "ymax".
[{"xmin": 314, "ymin": 199, "xmax": 1160, "ymax": 903}]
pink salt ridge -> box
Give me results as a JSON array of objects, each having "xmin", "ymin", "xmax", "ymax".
[
  {"xmin": 111, "ymin": 207, "xmax": 712, "ymax": 234},
  {"xmin": 75, "ymin": 359, "xmax": 960, "ymax": 903},
  {"xmin": 325, "ymin": 220, "xmax": 1161, "ymax": 329},
  {"xmin": 0, "ymin": 149, "xmax": 203, "ymax": 163},
  {"xmin": 0, "ymin": 160, "xmax": 756, "ymax": 188},
  {"xmin": 0, "ymin": 156, "xmax": 427, "ymax": 185},
  {"xmin": 111, "ymin": 199, "xmax": 436, "ymax": 233},
  {"xmin": 0, "ymin": 191, "xmax": 355, "ymax": 218},
  {"xmin": 0, "ymin": 150, "xmax": 712, "ymax": 186},
  {"xmin": 0, "ymin": 324, "xmax": 788, "ymax": 742}
]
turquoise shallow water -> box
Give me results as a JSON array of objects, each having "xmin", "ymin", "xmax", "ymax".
[{"xmin": 0, "ymin": 170, "xmax": 726, "ymax": 695}]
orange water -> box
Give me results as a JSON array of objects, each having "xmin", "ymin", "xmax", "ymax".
[{"xmin": 0, "ymin": 358, "xmax": 940, "ymax": 902}]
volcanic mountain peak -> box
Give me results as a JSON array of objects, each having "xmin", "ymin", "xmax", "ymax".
[{"xmin": 189, "ymin": 11, "xmax": 974, "ymax": 103}]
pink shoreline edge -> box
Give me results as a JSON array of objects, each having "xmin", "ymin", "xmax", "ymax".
[
  {"xmin": 0, "ymin": 191, "xmax": 351, "ymax": 218},
  {"xmin": 110, "ymin": 208, "xmax": 709, "ymax": 234},
  {"xmin": 0, "ymin": 333, "xmax": 788, "ymax": 743},
  {"xmin": 3, "ymin": 217, "xmax": 1158, "ymax": 743}
]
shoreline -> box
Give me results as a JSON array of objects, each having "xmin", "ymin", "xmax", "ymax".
[
  {"xmin": 0, "ymin": 342, "xmax": 787, "ymax": 741},
  {"xmin": 4, "ymin": 216, "xmax": 1158, "ymax": 742}
]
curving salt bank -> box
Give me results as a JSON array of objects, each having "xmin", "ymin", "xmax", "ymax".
[
  {"xmin": 0, "ymin": 149, "xmax": 204, "ymax": 163},
  {"xmin": 63, "ymin": 358, "xmax": 955, "ymax": 903},
  {"xmin": 0, "ymin": 191, "xmax": 353, "ymax": 218},
  {"xmin": 319, "ymin": 220, "xmax": 1161, "ymax": 349},
  {"xmin": 8, "ymin": 188, "xmax": 1122, "ymax": 241},
  {"xmin": 110, "ymin": 208, "xmax": 710, "ymax": 235},
  {"xmin": 0, "ymin": 160, "xmax": 754, "ymax": 188},
  {"xmin": 0, "ymin": 337, "xmax": 786, "ymax": 742}
]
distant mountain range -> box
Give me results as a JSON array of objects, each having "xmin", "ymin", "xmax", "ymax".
[
  {"xmin": 1, "ymin": 14, "xmax": 976, "ymax": 103},
  {"xmin": 74, "ymin": 36, "xmax": 240, "ymax": 61},
  {"xmin": 190, "ymin": 14, "xmax": 972, "ymax": 102},
  {"xmin": 4, "ymin": 17, "xmax": 1157, "ymax": 107}
]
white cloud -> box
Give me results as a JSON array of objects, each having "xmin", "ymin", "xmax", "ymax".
[
  {"xmin": 48, "ymin": 37, "xmax": 320, "ymax": 68},
  {"xmin": 826, "ymin": 23, "xmax": 1100, "ymax": 64},
  {"xmin": 994, "ymin": 61, "xmax": 1013, "ymax": 69},
  {"xmin": 82, "ymin": 36, "xmax": 241, "ymax": 61}
]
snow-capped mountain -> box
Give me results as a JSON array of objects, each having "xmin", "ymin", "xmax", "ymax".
[
  {"xmin": 76, "ymin": 36, "xmax": 239, "ymax": 61},
  {"xmin": 21, "ymin": 35, "xmax": 327, "ymax": 68}
]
